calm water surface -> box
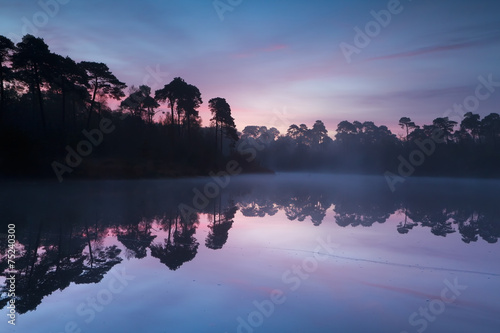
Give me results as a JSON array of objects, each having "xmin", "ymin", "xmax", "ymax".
[{"xmin": 1, "ymin": 173, "xmax": 499, "ymax": 333}]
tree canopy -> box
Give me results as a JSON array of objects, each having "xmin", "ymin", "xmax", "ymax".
[{"xmin": 0, "ymin": 34, "xmax": 499, "ymax": 180}]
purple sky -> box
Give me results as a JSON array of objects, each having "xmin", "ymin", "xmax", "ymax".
[{"xmin": 2, "ymin": 0, "xmax": 500, "ymax": 136}]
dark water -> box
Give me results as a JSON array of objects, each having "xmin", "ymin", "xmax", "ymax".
[{"xmin": 1, "ymin": 173, "xmax": 499, "ymax": 333}]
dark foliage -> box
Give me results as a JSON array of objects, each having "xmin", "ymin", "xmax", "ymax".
[{"xmin": 1, "ymin": 35, "xmax": 499, "ymax": 180}]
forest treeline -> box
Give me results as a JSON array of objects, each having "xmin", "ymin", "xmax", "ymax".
[
  {"xmin": 0, "ymin": 34, "xmax": 244, "ymax": 179},
  {"xmin": 246, "ymin": 113, "xmax": 500, "ymax": 178},
  {"xmin": 1, "ymin": 34, "xmax": 499, "ymax": 180}
]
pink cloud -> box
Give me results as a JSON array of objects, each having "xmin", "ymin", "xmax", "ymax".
[{"xmin": 367, "ymin": 34, "xmax": 500, "ymax": 61}]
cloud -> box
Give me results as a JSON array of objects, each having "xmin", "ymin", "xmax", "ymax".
[{"xmin": 367, "ymin": 25, "xmax": 500, "ymax": 61}]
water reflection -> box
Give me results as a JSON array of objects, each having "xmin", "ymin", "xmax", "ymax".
[
  {"xmin": 150, "ymin": 213, "xmax": 199, "ymax": 271},
  {"xmin": 0, "ymin": 219, "xmax": 122, "ymax": 314},
  {"xmin": 1, "ymin": 174, "xmax": 499, "ymax": 314},
  {"xmin": 206, "ymin": 199, "xmax": 238, "ymax": 250}
]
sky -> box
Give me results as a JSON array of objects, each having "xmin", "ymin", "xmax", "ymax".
[{"xmin": 1, "ymin": 0, "xmax": 500, "ymax": 136}]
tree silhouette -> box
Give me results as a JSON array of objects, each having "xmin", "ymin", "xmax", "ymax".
[
  {"xmin": 121, "ymin": 85, "xmax": 160, "ymax": 122},
  {"xmin": 79, "ymin": 61, "xmax": 126, "ymax": 128},
  {"xmin": 241, "ymin": 126, "xmax": 280, "ymax": 143},
  {"xmin": 51, "ymin": 55, "xmax": 89, "ymax": 132},
  {"xmin": 397, "ymin": 207, "xmax": 418, "ymax": 234},
  {"xmin": 310, "ymin": 120, "xmax": 330, "ymax": 146},
  {"xmin": 209, "ymin": 97, "xmax": 238, "ymax": 153},
  {"xmin": 75, "ymin": 245, "xmax": 122, "ymax": 284},
  {"xmin": 334, "ymin": 120, "xmax": 357, "ymax": 143},
  {"xmin": 150, "ymin": 214, "xmax": 199, "ymax": 270},
  {"xmin": 399, "ymin": 117, "xmax": 418, "ymax": 141},
  {"xmin": 283, "ymin": 192, "xmax": 331, "ymax": 226},
  {"xmin": 155, "ymin": 77, "xmax": 186, "ymax": 126},
  {"xmin": 11, "ymin": 35, "xmax": 54, "ymax": 132},
  {"xmin": 481, "ymin": 113, "xmax": 500, "ymax": 147},
  {"xmin": 460, "ymin": 112, "xmax": 481, "ymax": 143},
  {"xmin": 1, "ymin": 34, "xmax": 500, "ymax": 181},
  {"xmin": 143, "ymin": 94, "xmax": 161, "ymax": 124},
  {"xmin": 0, "ymin": 35, "xmax": 15, "ymax": 123},
  {"xmin": 177, "ymin": 82, "xmax": 202, "ymax": 136},
  {"xmin": 116, "ymin": 220, "xmax": 157, "ymax": 259},
  {"xmin": 431, "ymin": 117, "xmax": 457, "ymax": 143},
  {"xmin": 206, "ymin": 202, "xmax": 237, "ymax": 250}
]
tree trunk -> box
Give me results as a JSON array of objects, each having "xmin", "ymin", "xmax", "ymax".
[
  {"xmin": 169, "ymin": 98, "xmax": 175, "ymax": 125},
  {"xmin": 55, "ymin": 223, "xmax": 63, "ymax": 274},
  {"xmin": 72, "ymin": 97, "xmax": 77, "ymax": 133},
  {"xmin": 169, "ymin": 98, "xmax": 176, "ymax": 145},
  {"xmin": 213, "ymin": 199, "xmax": 216, "ymax": 225},
  {"xmin": 167, "ymin": 216, "xmax": 172, "ymax": 245},
  {"xmin": 87, "ymin": 79, "xmax": 98, "ymax": 128},
  {"xmin": 218, "ymin": 196, "xmax": 221, "ymax": 224},
  {"xmin": 61, "ymin": 80, "xmax": 66, "ymax": 133},
  {"xmin": 28, "ymin": 222, "xmax": 43, "ymax": 285},
  {"xmin": 220, "ymin": 126, "xmax": 223, "ymax": 153},
  {"xmin": 215, "ymin": 119, "xmax": 218, "ymax": 155},
  {"xmin": 34, "ymin": 63, "xmax": 47, "ymax": 132},
  {"xmin": 186, "ymin": 114, "xmax": 191, "ymax": 147},
  {"xmin": 0, "ymin": 66, "xmax": 4, "ymax": 124},
  {"xmin": 30, "ymin": 79, "xmax": 37, "ymax": 129},
  {"xmin": 85, "ymin": 223, "xmax": 94, "ymax": 269}
]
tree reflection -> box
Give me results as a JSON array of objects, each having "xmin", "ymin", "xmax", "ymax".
[
  {"xmin": 206, "ymin": 199, "xmax": 238, "ymax": 250},
  {"xmin": 1, "ymin": 176, "xmax": 499, "ymax": 315},
  {"xmin": 150, "ymin": 211, "xmax": 199, "ymax": 271},
  {"xmin": 0, "ymin": 219, "xmax": 122, "ymax": 314},
  {"xmin": 237, "ymin": 188, "xmax": 331, "ymax": 226},
  {"xmin": 397, "ymin": 181, "xmax": 500, "ymax": 242},
  {"xmin": 454, "ymin": 209, "xmax": 500, "ymax": 244},
  {"xmin": 333, "ymin": 195, "xmax": 394, "ymax": 228},
  {"xmin": 282, "ymin": 192, "xmax": 331, "ymax": 226},
  {"xmin": 407, "ymin": 205, "xmax": 456, "ymax": 237},
  {"xmin": 397, "ymin": 207, "xmax": 418, "ymax": 234},
  {"xmin": 117, "ymin": 220, "xmax": 156, "ymax": 259},
  {"xmin": 239, "ymin": 199, "xmax": 278, "ymax": 218}
]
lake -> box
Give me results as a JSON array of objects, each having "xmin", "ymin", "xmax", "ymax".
[{"xmin": 1, "ymin": 173, "xmax": 499, "ymax": 333}]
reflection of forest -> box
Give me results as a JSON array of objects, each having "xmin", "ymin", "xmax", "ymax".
[
  {"xmin": 1, "ymin": 176, "xmax": 499, "ymax": 313},
  {"xmin": 0, "ymin": 219, "xmax": 122, "ymax": 314},
  {"xmin": 234, "ymin": 176, "xmax": 500, "ymax": 244}
]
